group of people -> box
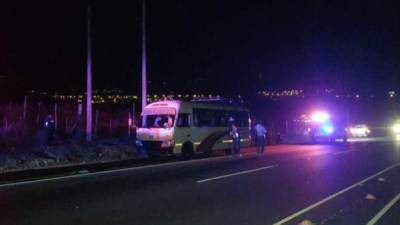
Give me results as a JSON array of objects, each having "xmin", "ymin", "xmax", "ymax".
[{"xmin": 229, "ymin": 119, "xmax": 267, "ymax": 156}]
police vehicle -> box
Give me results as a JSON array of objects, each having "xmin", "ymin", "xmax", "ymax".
[{"xmin": 306, "ymin": 111, "xmax": 348, "ymax": 143}]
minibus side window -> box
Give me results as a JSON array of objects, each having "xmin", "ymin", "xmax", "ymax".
[
  {"xmin": 193, "ymin": 108, "xmax": 215, "ymax": 127},
  {"xmin": 177, "ymin": 113, "xmax": 190, "ymax": 127},
  {"xmin": 225, "ymin": 111, "xmax": 248, "ymax": 127},
  {"xmin": 214, "ymin": 110, "xmax": 227, "ymax": 127}
]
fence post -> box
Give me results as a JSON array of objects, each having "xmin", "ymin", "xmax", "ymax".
[
  {"xmin": 4, "ymin": 117, "xmax": 8, "ymax": 130},
  {"xmin": 76, "ymin": 102, "xmax": 83, "ymax": 137},
  {"xmin": 77, "ymin": 103, "xmax": 82, "ymax": 125},
  {"xmin": 94, "ymin": 109, "xmax": 99, "ymax": 138},
  {"xmin": 285, "ymin": 119, "xmax": 289, "ymax": 135},
  {"xmin": 132, "ymin": 102, "xmax": 136, "ymax": 127},
  {"xmin": 54, "ymin": 103, "xmax": 58, "ymax": 129},
  {"xmin": 128, "ymin": 111, "xmax": 132, "ymax": 137},
  {"xmin": 109, "ymin": 119, "xmax": 113, "ymax": 135},
  {"xmin": 36, "ymin": 102, "xmax": 42, "ymax": 125},
  {"xmin": 65, "ymin": 117, "xmax": 69, "ymax": 134},
  {"xmin": 23, "ymin": 96, "xmax": 27, "ymax": 120}
]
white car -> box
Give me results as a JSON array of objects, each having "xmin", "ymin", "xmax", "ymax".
[{"xmin": 349, "ymin": 124, "xmax": 370, "ymax": 138}]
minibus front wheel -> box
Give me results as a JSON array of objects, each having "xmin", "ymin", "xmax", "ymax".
[{"xmin": 181, "ymin": 142, "xmax": 194, "ymax": 160}]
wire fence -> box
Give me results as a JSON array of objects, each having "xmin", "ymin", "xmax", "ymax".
[{"xmin": 0, "ymin": 99, "xmax": 138, "ymax": 148}]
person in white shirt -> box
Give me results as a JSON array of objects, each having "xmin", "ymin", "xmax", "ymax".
[{"xmin": 230, "ymin": 125, "xmax": 241, "ymax": 156}]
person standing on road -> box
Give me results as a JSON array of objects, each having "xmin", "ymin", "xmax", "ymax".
[
  {"xmin": 44, "ymin": 114, "xmax": 56, "ymax": 145},
  {"xmin": 230, "ymin": 125, "xmax": 241, "ymax": 156},
  {"xmin": 254, "ymin": 120, "xmax": 267, "ymax": 154}
]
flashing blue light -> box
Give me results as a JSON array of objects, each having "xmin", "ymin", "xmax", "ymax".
[{"xmin": 321, "ymin": 124, "xmax": 334, "ymax": 134}]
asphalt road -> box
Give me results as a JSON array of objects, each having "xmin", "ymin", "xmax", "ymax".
[{"xmin": 0, "ymin": 140, "xmax": 399, "ymax": 225}]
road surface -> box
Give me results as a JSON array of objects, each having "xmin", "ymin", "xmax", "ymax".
[{"xmin": 0, "ymin": 140, "xmax": 399, "ymax": 225}]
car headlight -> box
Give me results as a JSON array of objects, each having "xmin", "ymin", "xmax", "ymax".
[
  {"xmin": 392, "ymin": 124, "xmax": 400, "ymax": 134},
  {"xmin": 350, "ymin": 127, "xmax": 368, "ymax": 135}
]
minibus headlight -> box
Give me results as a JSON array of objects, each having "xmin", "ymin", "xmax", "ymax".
[{"xmin": 161, "ymin": 140, "xmax": 175, "ymax": 148}]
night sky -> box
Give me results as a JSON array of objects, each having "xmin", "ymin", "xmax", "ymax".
[{"xmin": 2, "ymin": 0, "xmax": 400, "ymax": 97}]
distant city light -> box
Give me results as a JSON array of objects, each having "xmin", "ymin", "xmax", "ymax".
[{"xmin": 257, "ymin": 89, "xmax": 304, "ymax": 98}]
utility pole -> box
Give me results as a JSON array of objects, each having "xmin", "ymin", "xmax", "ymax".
[
  {"xmin": 86, "ymin": 5, "xmax": 93, "ymax": 142},
  {"xmin": 141, "ymin": 0, "xmax": 147, "ymax": 112}
]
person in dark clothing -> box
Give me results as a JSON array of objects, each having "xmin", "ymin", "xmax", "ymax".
[
  {"xmin": 276, "ymin": 132, "xmax": 282, "ymax": 144},
  {"xmin": 44, "ymin": 114, "xmax": 55, "ymax": 145}
]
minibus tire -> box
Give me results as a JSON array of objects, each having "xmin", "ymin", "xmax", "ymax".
[{"xmin": 181, "ymin": 142, "xmax": 194, "ymax": 160}]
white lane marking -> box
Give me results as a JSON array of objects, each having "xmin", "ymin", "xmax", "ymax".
[
  {"xmin": 366, "ymin": 192, "xmax": 400, "ymax": 225},
  {"xmin": 333, "ymin": 149, "xmax": 366, "ymax": 155},
  {"xmin": 197, "ymin": 165, "xmax": 278, "ymax": 183},
  {"xmin": 0, "ymin": 153, "xmax": 258, "ymax": 189},
  {"xmin": 273, "ymin": 162, "xmax": 400, "ymax": 225},
  {"xmin": 333, "ymin": 150, "xmax": 352, "ymax": 155}
]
